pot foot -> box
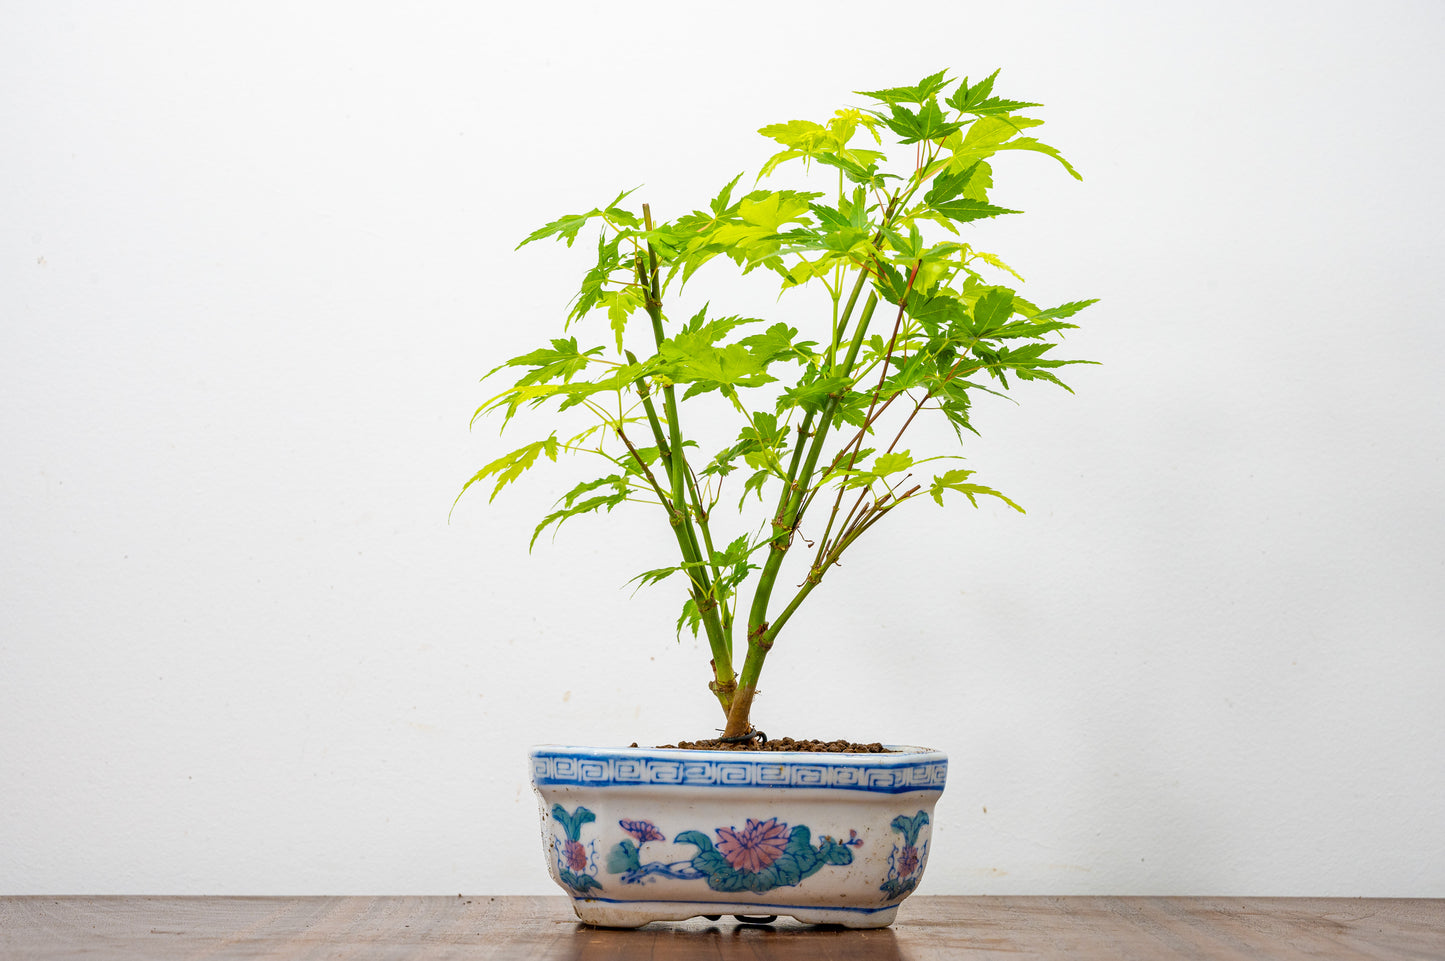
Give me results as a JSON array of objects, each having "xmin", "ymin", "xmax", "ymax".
[{"xmin": 569, "ymin": 899, "xmax": 900, "ymax": 929}]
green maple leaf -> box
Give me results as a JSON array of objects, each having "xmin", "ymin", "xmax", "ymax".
[
  {"xmin": 946, "ymin": 70, "xmax": 1043, "ymax": 116},
  {"xmin": 877, "ymin": 100, "xmax": 962, "ymax": 145},
  {"xmin": 518, "ymin": 187, "xmax": 640, "ymax": 248},
  {"xmin": 530, "ymin": 474, "xmax": 631, "ymax": 548},
  {"xmin": 929, "ymin": 198, "xmax": 1021, "ymax": 225},
  {"xmin": 457, "ymin": 436, "xmax": 560, "ymax": 505},
  {"xmin": 1026, "ymin": 299, "xmax": 1099, "ymax": 322},
  {"xmin": 929, "ymin": 469, "xmax": 1024, "ymax": 512},
  {"xmin": 995, "ymin": 136, "xmax": 1083, "ymax": 180},
  {"xmin": 969, "ymin": 287, "xmax": 1016, "ymax": 337},
  {"xmin": 487, "ymin": 337, "xmax": 603, "ymax": 386},
  {"xmin": 962, "ymin": 115, "xmax": 1045, "ymax": 150},
  {"xmin": 872, "ymin": 451, "xmax": 915, "ymax": 476},
  {"xmin": 738, "ymin": 322, "xmax": 814, "ymax": 366},
  {"xmin": 758, "ymin": 118, "xmax": 838, "ymax": 152},
  {"xmin": 857, "ymin": 69, "xmax": 951, "ymax": 105},
  {"xmin": 924, "ymin": 161, "xmax": 986, "ymax": 207},
  {"xmin": 706, "ymin": 190, "xmax": 819, "ymax": 264},
  {"xmin": 659, "ymin": 335, "xmax": 773, "ymax": 393}
]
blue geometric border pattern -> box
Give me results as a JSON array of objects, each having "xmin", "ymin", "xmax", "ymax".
[{"xmin": 530, "ymin": 748, "xmax": 947, "ymax": 795}]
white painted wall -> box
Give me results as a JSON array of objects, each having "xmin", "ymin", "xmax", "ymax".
[{"xmin": 3, "ymin": 0, "xmax": 1442, "ymax": 896}]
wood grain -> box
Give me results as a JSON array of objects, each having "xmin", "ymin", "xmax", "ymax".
[{"xmin": 1, "ymin": 896, "xmax": 1440, "ymax": 960}]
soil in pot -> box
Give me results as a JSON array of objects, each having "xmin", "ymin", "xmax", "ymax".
[{"xmin": 645, "ymin": 737, "xmax": 892, "ymax": 753}]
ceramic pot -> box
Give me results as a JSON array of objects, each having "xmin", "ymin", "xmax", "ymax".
[{"xmin": 529, "ymin": 744, "xmax": 947, "ymax": 928}]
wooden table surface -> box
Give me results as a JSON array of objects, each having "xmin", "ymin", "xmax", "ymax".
[{"xmin": 2, "ymin": 896, "xmax": 1440, "ymax": 960}]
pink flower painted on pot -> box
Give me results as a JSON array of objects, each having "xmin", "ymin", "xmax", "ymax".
[
  {"xmin": 619, "ymin": 819, "xmax": 664, "ymax": 844},
  {"xmin": 716, "ymin": 817, "xmax": 790, "ymax": 874},
  {"xmin": 897, "ymin": 844, "xmax": 920, "ymax": 877},
  {"xmin": 564, "ymin": 839, "xmax": 588, "ymax": 872}
]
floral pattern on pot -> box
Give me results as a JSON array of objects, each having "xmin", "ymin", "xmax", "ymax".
[
  {"xmin": 879, "ymin": 810, "xmax": 930, "ymax": 901},
  {"xmin": 606, "ymin": 816, "xmax": 863, "ymax": 894},
  {"xmin": 550, "ymin": 803, "xmax": 602, "ymax": 894}
]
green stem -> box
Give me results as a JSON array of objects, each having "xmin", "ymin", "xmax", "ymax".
[
  {"xmin": 637, "ymin": 205, "xmax": 735, "ymax": 715},
  {"xmin": 721, "ymin": 192, "xmax": 910, "ymax": 738},
  {"xmin": 685, "ymin": 462, "xmax": 730, "ymax": 640},
  {"xmin": 724, "ymin": 289, "xmax": 882, "ymax": 737},
  {"xmin": 758, "ymin": 260, "xmax": 872, "ymax": 565}
]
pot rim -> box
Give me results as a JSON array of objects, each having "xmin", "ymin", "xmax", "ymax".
[{"xmin": 530, "ymin": 744, "xmax": 948, "ymax": 794}]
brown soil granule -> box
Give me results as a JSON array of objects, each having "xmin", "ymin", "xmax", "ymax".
[{"xmin": 649, "ymin": 737, "xmax": 892, "ymax": 753}]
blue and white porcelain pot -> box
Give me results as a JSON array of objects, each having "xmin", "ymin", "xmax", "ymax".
[{"xmin": 529, "ymin": 744, "xmax": 948, "ymax": 928}]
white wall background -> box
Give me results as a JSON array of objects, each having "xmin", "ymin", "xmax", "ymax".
[{"xmin": 3, "ymin": 0, "xmax": 1443, "ymax": 897}]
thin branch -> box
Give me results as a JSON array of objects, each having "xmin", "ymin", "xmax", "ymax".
[
  {"xmin": 810, "ymin": 260, "xmax": 920, "ymax": 572},
  {"xmin": 614, "ymin": 424, "xmax": 675, "ymax": 514}
]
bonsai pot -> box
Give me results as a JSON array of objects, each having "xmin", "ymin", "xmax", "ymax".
[{"xmin": 529, "ymin": 743, "xmax": 947, "ymax": 928}]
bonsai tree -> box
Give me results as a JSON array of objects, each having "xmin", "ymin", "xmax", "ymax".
[{"xmin": 462, "ymin": 70, "xmax": 1094, "ymax": 742}]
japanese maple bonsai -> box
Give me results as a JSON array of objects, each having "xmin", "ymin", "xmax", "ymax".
[{"xmin": 463, "ymin": 69, "xmax": 1093, "ymax": 745}]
